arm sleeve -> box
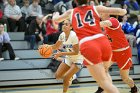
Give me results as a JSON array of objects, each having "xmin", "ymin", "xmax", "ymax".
[
  {"xmin": 3, "ymin": 32, "xmax": 10, "ymax": 43},
  {"xmin": 109, "ymin": 18, "xmax": 120, "ymax": 28}
]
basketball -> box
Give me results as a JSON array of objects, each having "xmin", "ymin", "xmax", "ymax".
[{"xmin": 38, "ymin": 45, "xmax": 53, "ymax": 58}]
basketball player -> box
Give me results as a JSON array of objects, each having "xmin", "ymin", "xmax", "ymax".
[
  {"xmin": 94, "ymin": 14, "xmax": 138, "ymax": 93},
  {"xmin": 52, "ymin": 0, "xmax": 127, "ymax": 93},
  {"xmin": 39, "ymin": 19, "xmax": 83, "ymax": 93}
]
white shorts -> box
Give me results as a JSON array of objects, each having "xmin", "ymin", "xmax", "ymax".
[{"xmin": 63, "ymin": 56, "xmax": 83, "ymax": 68}]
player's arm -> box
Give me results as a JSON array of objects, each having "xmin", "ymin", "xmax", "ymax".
[
  {"xmin": 53, "ymin": 44, "xmax": 79, "ymax": 59},
  {"xmin": 52, "ymin": 9, "xmax": 73, "ymax": 23},
  {"xmin": 96, "ymin": 5, "xmax": 127, "ymax": 16},
  {"xmin": 61, "ymin": 44, "xmax": 79, "ymax": 56},
  {"xmin": 100, "ymin": 20, "xmax": 112, "ymax": 27},
  {"xmin": 38, "ymin": 40, "xmax": 62, "ymax": 50},
  {"xmin": 51, "ymin": 40, "xmax": 62, "ymax": 50},
  {"xmin": 52, "ymin": 19, "xmax": 59, "ymax": 30},
  {"xmin": 100, "ymin": 18, "xmax": 120, "ymax": 28}
]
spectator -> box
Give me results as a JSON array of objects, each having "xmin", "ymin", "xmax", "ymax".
[
  {"xmin": 0, "ymin": 0, "xmax": 8, "ymax": 11},
  {"xmin": 24, "ymin": 15, "xmax": 48, "ymax": 49},
  {"xmin": 89, "ymin": 0, "xmax": 95, "ymax": 5},
  {"xmin": 21, "ymin": 0, "xmax": 30, "ymax": 20},
  {"xmin": 43, "ymin": 14, "xmax": 61, "ymax": 44},
  {"xmin": 121, "ymin": 3, "xmax": 131, "ymax": 18},
  {"xmin": 0, "ymin": 7, "xmax": 9, "ymax": 32},
  {"xmin": 44, "ymin": 0, "xmax": 54, "ymax": 14},
  {"xmin": 4, "ymin": 0, "xmax": 26, "ymax": 32},
  {"xmin": 120, "ymin": 15, "xmax": 136, "ymax": 47},
  {"xmin": 72, "ymin": 0, "xmax": 78, "ymax": 8},
  {"xmin": 136, "ymin": 29, "xmax": 140, "ymax": 64},
  {"xmin": 124, "ymin": 0, "xmax": 140, "ymax": 10},
  {"xmin": 53, "ymin": 0, "xmax": 67, "ymax": 14},
  {"xmin": 63, "ymin": 0, "xmax": 73, "ymax": 9},
  {"xmin": 0, "ymin": 23, "xmax": 19, "ymax": 61},
  {"xmin": 133, "ymin": 15, "xmax": 140, "ymax": 32},
  {"xmin": 93, "ymin": 0, "xmax": 99, "ymax": 5},
  {"xmin": 26, "ymin": 0, "xmax": 42, "ymax": 24},
  {"xmin": 93, "ymin": 0, "xmax": 107, "ymax": 5},
  {"xmin": 104, "ymin": 0, "xmax": 111, "ymax": 7},
  {"xmin": 134, "ymin": 15, "xmax": 140, "ymax": 64}
]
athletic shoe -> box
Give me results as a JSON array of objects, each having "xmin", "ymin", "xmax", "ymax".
[
  {"xmin": 69, "ymin": 74, "xmax": 77, "ymax": 86},
  {"xmin": 72, "ymin": 79, "xmax": 79, "ymax": 84},
  {"xmin": 0, "ymin": 58, "xmax": 4, "ymax": 61},
  {"xmin": 14, "ymin": 57, "xmax": 20, "ymax": 60},
  {"xmin": 95, "ymin": 87, "xmax": 104, "ymax": 93},
  {"xmin": 130, "ymin": 85, "xmax": 139, "ymax": 93}
]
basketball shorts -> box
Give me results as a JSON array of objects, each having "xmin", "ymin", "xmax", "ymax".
[
  {"xmin": 79, "ymin": 34, "xmax": 112, "ymax": 66},
  {"xmin": 63, "ymin": 56, "xmax": 83, "ymax": 69},
  {"xmin": 112, "ymin": 47, "xmax": 132, "ymax": 70}
]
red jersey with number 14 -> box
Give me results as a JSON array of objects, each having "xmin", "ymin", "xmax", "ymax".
[
  {"xmin": 105, "ymin": 17, "xmax": 129, "ymax": 50},
  {"xmin": 71, "ymin": 5, "xmax": 102, "ymax": 40}
]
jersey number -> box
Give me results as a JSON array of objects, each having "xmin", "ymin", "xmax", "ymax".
[
  {"xmin": 75, "ymin": 10, "xmax": 95, "ymax": 28},
  {"xmin": 106, "ymin": 34, "xmax": 113, "ymax": 42}
]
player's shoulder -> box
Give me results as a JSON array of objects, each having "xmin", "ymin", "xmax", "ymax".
[
  {"xmin": 60, "ymin": 32, "xmax": 65, "ymax": 36},
  {"xmin": 70, "ymin": 30, "xmax": 77, "ymax": 36},
  {"xmin": 109, "ymin": 17, "xmax": 118, "ymax": 22},
  {"xmin": 109, "ymin": 17, "xmax": 120, "ymax": 28},
  {"xmin": 59, "ymin": 32, "xmax": 65, "ymax": 39}
]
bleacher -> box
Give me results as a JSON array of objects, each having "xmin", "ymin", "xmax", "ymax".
[{"xmin": 0, "ymin": 32, "xmax": 140, "ymax": 87}]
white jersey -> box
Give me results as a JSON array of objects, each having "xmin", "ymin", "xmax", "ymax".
[{"xmin": 58, "ymin": 31, "xmax": 83, "ymax": 65}]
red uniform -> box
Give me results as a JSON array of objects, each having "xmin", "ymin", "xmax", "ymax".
[
  {"xmin": 105, "ymin": 17, "xmax": 132, "ymax": 70},
  {"xmin": 71, "ymin": 5, "xmax": 112, "ymax": 65}
]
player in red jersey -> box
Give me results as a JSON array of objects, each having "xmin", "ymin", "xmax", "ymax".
[
  {"xmin": 52, "ymin": 0, "xmax": 126, "ymax": 93},
  {"xmin": 94, "ymin": 14, "xmax": 138, "ymax": 93}
]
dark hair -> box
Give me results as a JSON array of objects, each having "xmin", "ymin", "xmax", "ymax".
[
  {"xmin": 47, "ymin": 15, "xmax": 52, "ymax": 19},
  {"xmin": 77, "ymin": 0, "xmax": 88, "ymax": 5},
  {"xmin": 72, "ymin": 0, "xmax": 78, "ymax": 8},
  {"xmin": 110, "ymin": 15, "xmax": 117, "ymax": 18}
]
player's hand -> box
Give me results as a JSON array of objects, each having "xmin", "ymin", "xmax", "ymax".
[
  {"xmin": 38, "ymin": 44, "xmax": 49, "ymax": 49},
  {"xmin": 52, "ymin": 12, "xmax": 60, "ymax": 20},
  {"xmin": 53, "ymin": 12, "xmax": 59, "ymax": 16}
]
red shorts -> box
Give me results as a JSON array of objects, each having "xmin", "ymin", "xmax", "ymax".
[
  {"xmin": 112, "ymin": 47, "xmax": 132, "ymax": 70},
  {"xmin": 80, "ymin": 34, "xmax": 112, "ymax": 66}
]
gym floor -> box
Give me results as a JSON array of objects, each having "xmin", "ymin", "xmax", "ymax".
[{"xmin": 0, "ymin": 80, "xmax": 140, "ymax": 93}]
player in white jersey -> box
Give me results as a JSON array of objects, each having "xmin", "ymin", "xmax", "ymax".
[
  {"xmin": 39, "ymin": 19, "xmax": 83, "ymax": 93},
  {"xmin": 58, "ymin": 30, "xmax": 83, "ymax": 66}
]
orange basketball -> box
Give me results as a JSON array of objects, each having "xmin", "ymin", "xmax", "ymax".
[{"xmin": 38, "ymin": 45, "xmax": 53, "ymax": 58}]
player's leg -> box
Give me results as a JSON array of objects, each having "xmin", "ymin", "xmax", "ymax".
[
  {"xmin": 94, "ymin": 61, "xmax": 114, "ymax": 93},
  {"xmin": 103, "ymin": 61, "xmax": 113, "ymax": 83},
  {"xmin": 55, "ymin": 62, "xmax": 70, "ymax": 80},
  {"xmin": 120, "ymin": 69, "xmax": 138, "ymax": 93},
  {"xmin": 86, "ymin": 62, "xmax": 119, "ymax": 93},
  {"xmin": 80, "ymin": 36, "xmax": 119, "ymax": 93},
  {"xmin": 63, "ymin": 63, "xmax": 80, "ymax": 93},
  {"xmin": 118, "ymin": 48, "xmax": 138, "ymax": 93},
  {"xmin": 83, "ymin": 49, "xmax": 119, "ymax": 93}
]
